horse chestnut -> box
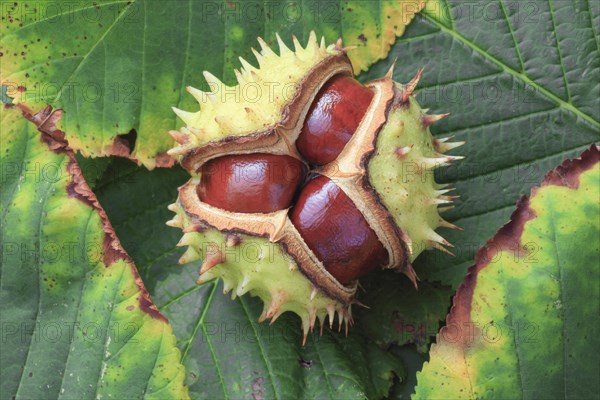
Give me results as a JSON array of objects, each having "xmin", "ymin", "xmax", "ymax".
[
  {"xmin": 290, "ymin": 175, "xmax": 388, "ymax": 285},
  {"xmin": 296, "ymin": 75, "xmax": 374, "ymax": 165},
  {"xmin": 197, "ymin": 154, "xmax": 306, "ymax": 213},
  {"xmin": 168, "ymin": 32, "xmax": 464, "ymax": 340}
]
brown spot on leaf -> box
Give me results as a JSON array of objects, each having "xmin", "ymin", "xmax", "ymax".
[
  {"xmin": 542, "ymin": 144, "xmax": 599, "ymax": 189},
  {"xmin": 106, "ymin": 135, "xmax": 131, "ymax": 158},
  {"xmin": 299, "ymin": 357, "xmax": 313, "ymax": 368},
  {"xmin": 155, "ymin": 151, "xmax": 175, "ymax": 168},
  {"xmin": 252, "ymin": 377, "xmax": 264, "ymax": 400},
  {"xmin": 358, "ymin": 34, "xmax": 367, "ymax": 43}
]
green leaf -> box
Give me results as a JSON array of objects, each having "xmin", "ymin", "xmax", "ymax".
[
  {"xmin": 159, "ymin": 281, "xmax": 406, "ymax": 399},
  {"xmin": 360, "ymin": 0, "xmax": 600, "ymax": 288},
  {"xmin": 387, "ymin": 345, "xmax": 428, "ymax": 400},
  {"xmin": 1, "ymin": 0, "xmax": 424, "ymax": 168},
  {"xmin": 355, "ymin": 273, "xmax": 453, "ymax": 353},
  {"xmin": 0, "ymin": 105, "xmax": 188, "ymax": 399},
  {"xmin": 90, "ymin": 159, "xmax": 406, "ymax": 399},
  {"xmin": 73, "ymin": 153, "xmax": 112, "ymax": 189},
  {"xmin": 413, "ymin": 146, "xmax": 600, "ymax": 399}
]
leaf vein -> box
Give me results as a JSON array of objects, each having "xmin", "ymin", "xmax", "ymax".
[
  {"xmin": 181, "ymin": 282, "xmax": 229, "ymax": 399},
  {"xmin": 51, "ymin": 1, "xmax": 136, "ymax": 105},
  {"xmin": 585, "ymin": 0, "xmax": 600, "ymax": 53},
  {"xmin": 451, "ymin": 142, "xmax": 592, "ymax": 185},
  {"xmin": 1, "ymin": 1, "xmax": 130, "ymax": 38},
  {"xmin": 548, "ymin": 202, "xmax": 568, "ymax": 398},
  {"xmin": 57, "ymin": 210, "xmax": 95, "ymax": 398},
  {"xmin": 416, "ymin": 70, "xmax": 503, "ymax": 91},
  {"xmin": 13, "ymin": 164, "xmax": 52, "ymax": 398},
  {"xmin": 439, "ymin": 107, "xmax": 558, "ymax": 137},
  {"xmin": 547, "ymin": 0, "xmax": 571, "ymax": 102},
  {"xmin": 421, "ymin": 13, "xmax": 599, "ymax": 128},
  {"xmin": 500, "ymin": 264, "xmax": 525, "ymax": 396},
  {"xmin": 142, "ymin": 324, "xmax": 164, "ymax": 397},
  {"xmin": 239, "ymin": 297, "xmax": 282, "ymax": 399},
  {"xmin": 310, "ymin": 335, "xmax": 337, "ymax": 399},
  {"xmin": 499, "ymin": 0, "xmax": 525, "ymax": 72},
  {"xmin": 157, "ymin": 281, "xmax": 209, "ymax": 310},
  {"xmin": 93, "ymin": 259, "xmax": 128, "ymax": 399}
]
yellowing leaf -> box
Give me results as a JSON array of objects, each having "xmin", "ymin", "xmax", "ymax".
[
  {"xmin": 344, "ymin": 0, "xmax": 426, "ymax": 73},
  {"xmin": 414, "ymin": 146, "xmax": 600, "ymax": 399},
  {"xmin": 0, "ymin": 1, "xmax": 424, "ymax": 168},
  {"xmin": 0, "ymin": 105, "xmax": 189, "ymax": 399}
]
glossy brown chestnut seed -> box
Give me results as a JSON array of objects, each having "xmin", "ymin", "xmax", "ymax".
[
  {"xmin": 296, "ymin": 75, "xmax": 374, "ymax": 165},
  {"xmin": 289, "ymin": 175, "xmax": 388, "ymax": 285},
  {"xmin": 197, "ymin": 153, "xmax": 307, "ymax": 213}
]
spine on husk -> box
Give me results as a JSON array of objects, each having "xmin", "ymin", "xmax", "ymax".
[{"xmin": 167, "ymin": 32, "xmax": 463, "ymax": 341}]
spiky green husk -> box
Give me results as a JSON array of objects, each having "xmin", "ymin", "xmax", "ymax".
[
  {"xmin": 168, "ymin": 32, "xmax": 346, "ymax": 160},
  {"xmin": 167, "ymin": 202, "xmax": 352, "ymax": 342},
  {"xmin": 368, "ymin": 80, "xmax": 464, "ymax": 261},
  {"xmin": 167, "ymin": 33, "xmax": 464, "ymax": 336}
]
